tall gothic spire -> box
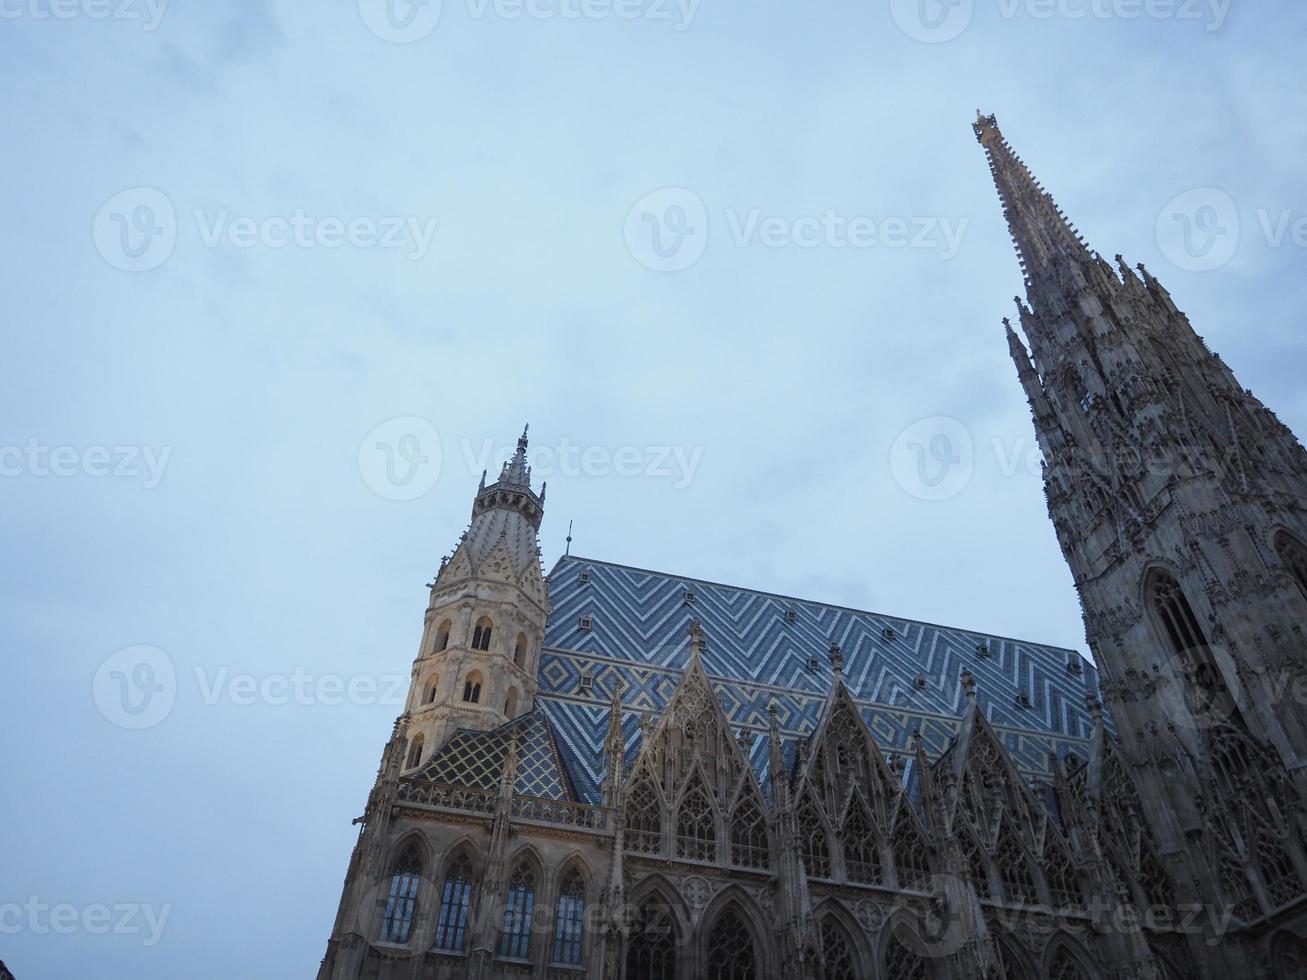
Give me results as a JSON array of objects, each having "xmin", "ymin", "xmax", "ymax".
[{"xmin": 973, "ymin": 111, "xmax": 1092, "ymax": 290}]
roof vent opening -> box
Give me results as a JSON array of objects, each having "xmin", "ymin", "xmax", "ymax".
[
  {"xmin": 579, "ymin": 671, "xmax": 594, "ymax": 693},
  {"xmin": 1066, "ymin": 658, "xmax": 1083, "ymax": 675},
  {"xmin": 806, "ymin": 656, "xmax": 820, "ymax": 672},
  {"xmin": 684, "ymin": 590, "xmax": 696, "ymax": 604},
  {"xmin": 914, "ymin": 675, "xmax": 928, "ymax": 691},
  {"xmin": 578, "ymin": 569, "xmax": 591, "ymax": 584},
  {"xmin": 579, "ymin": 615, "xmax": 593, "ymax": 631},
  {"xmin": 784, "ymin": 609, "xmax": 798, "ymax": 624},
  {"xmin": 975, "ymin": 642, "xmax": 991, "ymax": 657},
  {"xmin": 1016, "ymin": 690, "xmax": 1032, "ymax": 708},
  {"xmin": 882, "ymin": 626, "xmax": 897, "ymax": 642}
]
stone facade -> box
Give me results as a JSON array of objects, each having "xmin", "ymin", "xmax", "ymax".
[{"xmin": 316, "ymin": 116, "xmax": 1307, "ymax": 979}]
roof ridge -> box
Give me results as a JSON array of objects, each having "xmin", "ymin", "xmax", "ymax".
[{"xmin": 552, "ymin": 553, "xmax": 1088, "ymax": 661}]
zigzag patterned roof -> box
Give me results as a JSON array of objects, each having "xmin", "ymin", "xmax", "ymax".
[
  {"xmin": 417, "ymin": 709, "xmax": 576, "ymax": 801},
  {"xmin": 536, "ymin": 555, "xmax": 1102, "ymax": 803}
]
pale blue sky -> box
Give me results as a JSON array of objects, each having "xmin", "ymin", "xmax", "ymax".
[{"xmin": 3, "ymin": 1, "xmax": 1306, "ymax": 976}]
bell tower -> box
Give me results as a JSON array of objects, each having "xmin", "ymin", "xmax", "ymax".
[
  {"xmin": 976, "ymin": 112, "xmax": 1307, "ymax": 959},
  {"xmin": 400, "ymin": 426, "xmax": 550, "ymax": 770}
]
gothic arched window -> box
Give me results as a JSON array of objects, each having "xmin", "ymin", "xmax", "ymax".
[
  {"xmin": 797, "ymin": 793, "xmax": 832, "ymax": 879},
  {"xmin": 1049, "ymin": 947, "xmax": 1091, "ymax": 980},
  {"xmin": 505, "ymin": 688, "xmax": 518, "ymax": 716},
  {"xmin": 380, "ymin": 841, "xmax": 423, "ymax": 944},
  {"xmin": 1147, "ymin": 570, "xmax": 1238, "ymax": 722},
  {"xmin": 1256, "ymin": 830, "xmax": 1302, "ymax": 909},
  {"xmin": 883, "ymin": 933, "xmax": 927, "ymax": 980},
  {"xmin": 819, "ymin": 917, "xmax": 858, "ymax": 980},
  {"xmin": 472, "ymin": 616, "xmax": 493, "ymax": 651},
  {"xmin": 705, "ymin": 907, "xmax": 758, "ymax": 980},
  {"xmin": 514, "ymin": 632, "xmax": 528, "ymax": 668},
  {"xmin": 462, "ymin": 671, "xmax": 483, "ymax": 704},
  {"xmin": 892, "ymin": 816, "xmax": 931, "ymax": 890},
  {"xmin": 1044, "ymin": 840, "xmax": 1082, "ymax": 909},
  {"xmin": 675, "ymin": 778, "xmax": 716, "ymax": 862},
  {"xmin": 551, "ymin": 869, "xmax": 586, "ymax": 966},
  {"xmin": 960, "ymin": 831, "xmax": 990, "ymax": 898},
  {"xmin": 1275, "ymin": 531, "xmax": 1307, "ymax": 599},
  {"xmin": 432, "ymin": 853, "xmax": 475, "ymax": 952},
  {"xmin": 625, "ymin": 776, "xmax": 663, "ymax": 854},
  {"xmin": 625, "ymin": 900, "xmax": 678, "ymax": 980},
  {"xmin": 842, "ymin": 799, "xmax": 881, "ymax": 884},
  {"xmin": 405, "ymin": 733, "xmax": 425, "ymax": 769},
  {"xmin": 498, "ymin": 861, "xmax": 536, "ymax": 960},
  {"xmin": 434, "ymin": 619, "xmax": 452, "ymax": 652},
  {"xmin": 995, "ymin": 831, "xmax": 1038, "ymax": 906},
  {"xmin": 729, "ymin": 795, "xmax": 770, "ymax": 869},
  {"xmin": 423, "ymin": 677, "xmax": 439, "ymax": 705}
]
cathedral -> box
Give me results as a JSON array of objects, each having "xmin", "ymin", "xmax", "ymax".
[{"xmin": 316, "ymin": 115, "xmax": 1307, "ymax": 979}]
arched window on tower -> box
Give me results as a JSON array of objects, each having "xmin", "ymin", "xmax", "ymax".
[
  {"xmin": 675, "ymin": 778, "xmax": 716, "ymax": 862},
  {"xmin": 432, "ymin": 853, "xmax": 475, "ymax": 952},
  {"xmin": 380, "ymin": 841, "xmax": 423, "ymax": 944},
  {"xmin": 423, "ymin": 676, "xmax": 439, "ymax": 705},
  {"xmin": 462, "ymin": 671, "xmax": 483, "ymax": 704},
  {"xmin": 1275, "ymin": 531, "xmax": 1307, "ymax": 600},
  {"xmin": 472, "ymin": 617, "xmax": 494, "ymax": 651},
  {"xmin": 405, "ymin": 733, "xmax": 425, "ymax": 769},
  {"xmin": 551, "ymin": 869, "xmax": 587, "ymax": 966},
  {"xmin": 514, "ymin": 632, "xmax": 528, "ymax": 668},
  {"xmin": 434, "ymin": 619, "xmax": 452, "ymax": 652},
  {"xmin": 1147, "ymin": 571, "xmax": 1232, "ymax": 717},
  {"xmin": 729, "ymin": 795, "xmax": 770, "ymax": 869},
  {"xmin": 705, "ymin": 907, "xmax": 758, "ymax": 980},
  {"xmin": 625, "ymin": 899, "xmax": 678, "ymax": 980},
  {"xmin": 498, "ymin": 861, "xmax": 536, "ymax": 960},
  {"xmin": 504, "ymin": 688, "xmax": 518, "ymax": 717}
]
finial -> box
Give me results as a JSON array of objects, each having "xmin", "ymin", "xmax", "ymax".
[
  {"xmin": 565, "ymin": 519, "xmax": 573, "ymax": 556},
  {"xmin": 828, "ymin": 642, "xmax": 843, "ymax": 676},
  {"xmin": 960, "ymin": 669, "xmax": 977, "ymax": 703},
  {"xmin": 518, "ymin": 424, "xmax": 529, "ymax": 450},
  {"xmin": 688, "ymin": 618, "xmax": 705, "ymax": 655},
  {"xmin": 1085, "ymin": 691, "xmax": 1103, "ymax": 722},
  {"xmin": 640, "ymin": 709, "xmax": 652, "ymax": 741},
  {"xmin": 768, "ymin": 701, "xmax": 779, "ymax": 727}
]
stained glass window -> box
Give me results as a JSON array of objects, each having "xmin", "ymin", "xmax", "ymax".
[
  {"xmin": 432, "ymin": 853, "xmax": 475, "ymax": 952},
  {"xmin": 380, "ymin": 841, "xmax": 422, "ymax": 944},
  {"xmin": 498, "ymin": 861, "xmax": 536, "ymax": 959},
  {"xmin": 551, "ymin": 870, "xmax": 586, "ymax": 966},
  {"xmin": 705, "ymin": 907, "xmax": 757, "ymax": 980}
]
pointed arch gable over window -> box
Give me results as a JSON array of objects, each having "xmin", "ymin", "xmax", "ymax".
[
  {"xmin": 891, "ymin": 806, "xmax": 931, "ymax": 890},
  {"xmin": 818, "ymin": 913, "xmax": 860, "ymax": 980},
  {"xmin": 380, "ymin": 839, "xmax": 424, "ymax": 944}
]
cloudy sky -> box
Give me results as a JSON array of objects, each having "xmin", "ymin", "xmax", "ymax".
[{"xmin": 3, "ymin": 0, "xmax": 1306, "ymax": 976}]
